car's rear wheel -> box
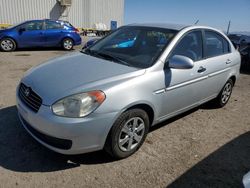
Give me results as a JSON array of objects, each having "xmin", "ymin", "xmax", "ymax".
[
  {"xmin": 214, "ymin": 79, "xmax": 234, "ymax": 107},
  {"xmin": 105, "ymin": 109, "xmax": 149, "ymax": 159},
  {"xmin": 0, "ymin": 38, "xmax": 16, "ymax": 52},
  {"xmin": 62, "ymin": 38, "xmax": 73, "ymax": 50}
]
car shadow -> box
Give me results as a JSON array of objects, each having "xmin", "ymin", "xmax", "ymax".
[
  {"xmin": 0, "ymin": 106, "xmax": 114, "ymax": 172},
  {"xmin": 167, "ymin": 131, "xmax": 250, "ymax": 188},
  {"xmin": 0, "ymin": 102, "xmax": 247, "ymax": 176}
]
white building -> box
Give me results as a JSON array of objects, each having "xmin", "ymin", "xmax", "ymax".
[{"xmin": 0, "ymin": 0, "xmax": 124, "ymax": 29}]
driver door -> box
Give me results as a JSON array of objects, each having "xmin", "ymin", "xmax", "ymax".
[
  {"xmin": 158, "ymin": 30, "xmax": 209, "ymax": 119},
  {"xmin": 17, "ymin": 20, "xmax": 45, "ymax": 47}
]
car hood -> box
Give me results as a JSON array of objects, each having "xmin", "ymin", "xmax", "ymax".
[
  {"xmin": 0, "ymin": 28, "xmax": 10, "ymax": 32},
  {"xmin": 21, "ymin": 52, "xmax": 145, "ymax": 105}
]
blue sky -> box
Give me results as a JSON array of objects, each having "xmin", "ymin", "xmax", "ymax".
[{"xmin": 124, "ymin": 0, "xmax": 250, "ymax": 32}]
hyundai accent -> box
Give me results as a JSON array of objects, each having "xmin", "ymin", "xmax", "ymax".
[{"xmin": 16, "ymin": 24, "xmax": 240, "ymax": 159}]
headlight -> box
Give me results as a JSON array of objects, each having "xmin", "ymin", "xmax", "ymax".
[{"xmin": 52, "ymin": 91, "xmax": 106, "ymax": 118}]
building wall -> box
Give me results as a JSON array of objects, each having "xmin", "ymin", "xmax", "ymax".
[{"xmin": 0, "ymin": 0, "xmax": 124, "ymax": 29}]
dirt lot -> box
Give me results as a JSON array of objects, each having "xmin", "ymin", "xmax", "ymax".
[{"xmin": 0, "ymin": 47, "xmax": 250, "ymax": 188}]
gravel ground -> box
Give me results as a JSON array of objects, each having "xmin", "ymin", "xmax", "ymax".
[{"xmin": 0, "ymin": 47, "xmax": 250, "ymax": 188}]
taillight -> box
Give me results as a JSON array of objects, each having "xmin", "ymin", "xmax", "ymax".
[{"xmin": 74, "ymin": 28, "xmax": 80, "ymax": 33}]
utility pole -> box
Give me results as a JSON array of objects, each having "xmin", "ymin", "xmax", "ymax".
[{"xmin": 227, "ymin": 20, "xmax": 231, "ymax": 35}]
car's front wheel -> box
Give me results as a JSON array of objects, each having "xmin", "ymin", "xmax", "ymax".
[
  {"xmin": 105, "ymin": 109, "xmax": 149, "ymax": 159},
  {"xmin": 62, "ymin": 38, "xmax": 73, "ymax": 50},
  {"xmin": 0, "ymin": 38, "xmax": 16, "ymax": 52}
]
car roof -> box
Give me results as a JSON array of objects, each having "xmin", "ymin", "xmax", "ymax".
[
  {"xmin": 126, "ymin": 23, "xmax": 226, "ymax": 34},
  {"xmin": 127, "ymin": 23, "xmax": 189, "ymax": 31},
  {"xmin": 23, "ymin": 19, "xmax": 66, "ymax": 23}
]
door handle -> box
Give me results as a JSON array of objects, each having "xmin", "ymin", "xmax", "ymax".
[
  {"xmin": 197, "ymin": 66, "xmax": 206, "ymax": 73},
  {"xmin": 226, "ymin": 59, "xmax": 232, "ymax": 64}
]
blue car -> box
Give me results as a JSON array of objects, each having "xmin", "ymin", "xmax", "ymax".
[{"xmin": 0, "ymin": 19, "xmax": 82, "ymax": 51}]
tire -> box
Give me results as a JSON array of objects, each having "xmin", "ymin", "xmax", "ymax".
[
  {"xmin": 213, "ymin": 79, "xmax": 234, "ymax": 107},
  {"xmin": 105, "ymin": 109, "xmax": 149, "ymax": 159},
  {"xmin": 0, "ymin": 38, "xmax": 16, "ymax": 52},
  {"xmin": 62, "ymin": 38, "xmax": 73, "ymax": 50}
]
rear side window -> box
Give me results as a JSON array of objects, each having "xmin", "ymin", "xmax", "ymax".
[
  {"xmin": 45, "ymin": 21, "xmax": 62, "ymax": 30},
  {"xmin": 204, "ymin": 31, "xmax": 230, "ymax": 58},
  {"xmin": 170, "ymin": 30, "xmax": 203, "ymax": 61}
]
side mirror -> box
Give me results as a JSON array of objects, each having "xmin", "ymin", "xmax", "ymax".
[{"xmin": 168, "ymin": 55, "xmax": 194, "ymax": 69}]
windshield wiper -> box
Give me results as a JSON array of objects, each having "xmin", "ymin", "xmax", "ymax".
[
  {"xmin": 95, "ymin": 52, "xmax": 132, "ymax": 66},
  {"xmin": 81, "ymin": 49, "xmax": 132, "ymax": 67}
]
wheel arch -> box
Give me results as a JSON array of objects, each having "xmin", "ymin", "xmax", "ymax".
[
  {"xmin": 104, "ymin": 102, "xmax": 155, "ymax": 157},
  {"xmin": 61, "ymin": 36, "xmax": 75, "ymax": 45},
  {"xmin": 125, "ymin": 104, "xmax": 155, "ymax": 126},
  {"xmin": 229, "ymin": 75, "xmax": 236, "ymax": 86}
]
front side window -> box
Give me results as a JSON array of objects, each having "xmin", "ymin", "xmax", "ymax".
[
  {"xmin": 24, "ymin": 21, "xmax": 43, "ymax": 31},
  {"xmin": 85, "ymin": 26, "xmax": 177, "ymax": 68},
  {"xmin": 45, "ymin": 21, "xmax": 62, "ymax": 30},
  {"xmin": 170, "ymin": 31, "xmax": 203, "ymax": 61},
  {"xmin": 204, "ymin": 31, "xmax": 230, "ymax": 57}
]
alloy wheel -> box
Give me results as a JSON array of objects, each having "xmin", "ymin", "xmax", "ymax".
[
  {"xmin": 221, "ymin": 82, "xmax": 232, "ymax": 104},
  {"xmin": 118, "ymin": 117, "xmax": 145, "ymax": 152},
  {"xmin": 63, "ymin": 39, "xmax": 73, "ymax": 50},
  {"xmin": 1, "ymin": 39, "xmax": 14, "ymax": 51}
]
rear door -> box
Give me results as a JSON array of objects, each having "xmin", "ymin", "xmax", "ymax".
[
  {"xmin": 17, "ymin": 21, "xmax": 45, "ymax": 47},
  {"xmin": 200, "ymin": 30, "xmax": 233, "ymax": 98},
  {"xmin": 44, "ymin": 20, "xmax": 64, "ymax": 46}
]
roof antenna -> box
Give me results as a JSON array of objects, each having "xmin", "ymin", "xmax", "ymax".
[
  {"xmin": 227, "ymin": 20, "xmax": 231, "ymax": 35},
  {"xmin": 194, "ymin": 20, "xmax": 199, "ymax": 25}
]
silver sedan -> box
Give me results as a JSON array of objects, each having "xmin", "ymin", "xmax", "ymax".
[{"xmin": 16, "ymin": 23, "xmax": 240, "ymax": 159}]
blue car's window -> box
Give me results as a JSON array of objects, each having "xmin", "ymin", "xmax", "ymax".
[
  {"xmin": 24, "ymin": 21, "xmax": 43, "ymax": 31},
  {"xmin": 87, "ymin": 26, "xmax": 177, "ymax": 68},
  {"xmin": 170, "ymin": 31, "xmax": 203, "ymax": 61},
  {"xmin": 45, "ymin": 21, "xmax": 62, "ymax": 30}
]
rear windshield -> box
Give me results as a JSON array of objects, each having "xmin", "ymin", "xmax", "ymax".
[{"xmin": 63, "ymin": 21, "xmax": 74, "ymax": 28}]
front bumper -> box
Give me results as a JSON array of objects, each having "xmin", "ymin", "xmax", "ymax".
[{"xmin": 16, "ymin": 93, "xmax": 118, "ymax": 155}]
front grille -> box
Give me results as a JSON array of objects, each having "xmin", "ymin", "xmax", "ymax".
[
  {"xmin": 20, "ymin": 115, "xmax": 72, "ymax": 150},
  {"xmin": 19, "ymin": 83, "xmax": 42, "ymax": 112}
]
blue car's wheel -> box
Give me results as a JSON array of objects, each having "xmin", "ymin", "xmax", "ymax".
[
  {"xmin": 0, "ymin": 38, "xmax": 16, "ymax": 52},
  {"xmin": 62, "ymin": 38, "xmax": 73, "ymax": 50}
]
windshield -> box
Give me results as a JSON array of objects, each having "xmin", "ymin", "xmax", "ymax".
[{"xmin": 84, "ymin": 26, "xmax": 177, "ymax": 68}]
